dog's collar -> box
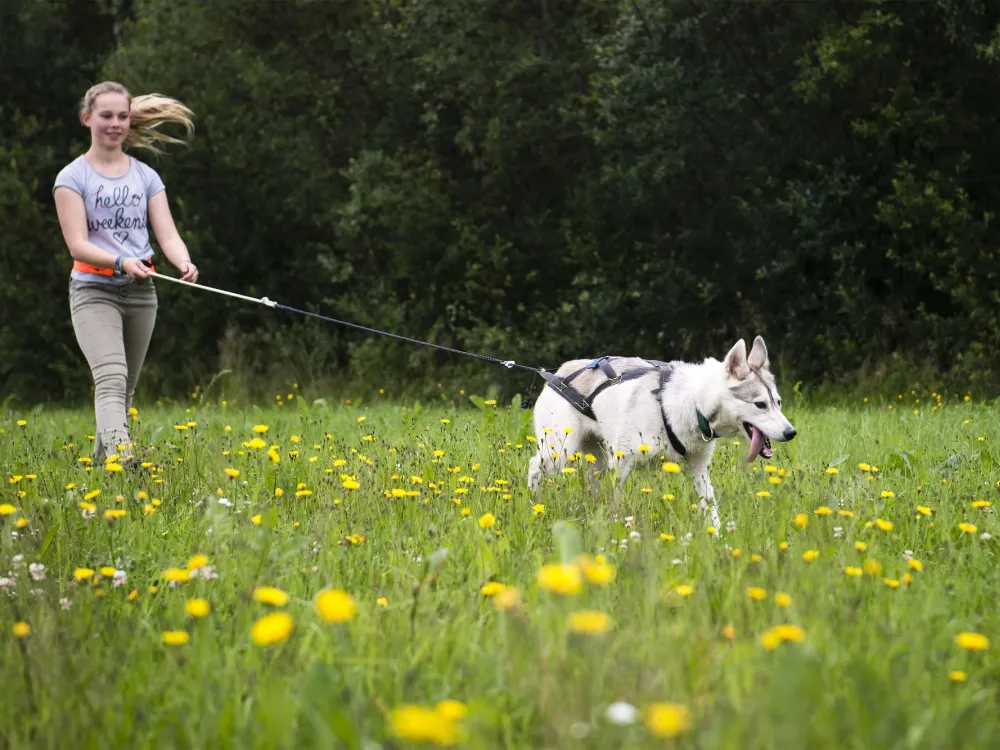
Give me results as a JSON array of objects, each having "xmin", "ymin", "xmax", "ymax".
[
  {"xmin": 696, "ymin": 407, "xmax": 720, "ymax": 442},
  {"xmin": 652, "ymin": 367, "xmax": 720, "ymax": 456}
]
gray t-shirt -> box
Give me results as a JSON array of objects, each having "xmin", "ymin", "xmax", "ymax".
[{"xmin": 53, "ymin": 155, "xmax": 166, "ymax": 285}]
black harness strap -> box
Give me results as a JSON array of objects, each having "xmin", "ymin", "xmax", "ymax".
[
  {"xmin": 651, "ymin": 365, "xmax": 689, "ymax": 457},
  {"xmin": 539, "ymin": 370, "xmax": 597, "ymax": 420}
]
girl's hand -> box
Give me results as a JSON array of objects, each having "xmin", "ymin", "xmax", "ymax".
[
  {"xmin": 179, "ymin": 261, "xmax": 199, "ymax": 283},
  {"xmin": 122, "ymin": 258, "xmax": 151, "ymax": 280}
]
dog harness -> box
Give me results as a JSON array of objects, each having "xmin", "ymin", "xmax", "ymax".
[{"xmin": 539, "ymin": 356, "xmax": 719, "ymax": 457}]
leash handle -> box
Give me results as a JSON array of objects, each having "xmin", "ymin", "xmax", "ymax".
[{"xmin": 146, "ymin": 271, "xmax": 277, "ymax": 308}]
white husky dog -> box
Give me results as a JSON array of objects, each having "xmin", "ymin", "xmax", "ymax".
[{"xmin": 526, "ymin": 336, "xmax": 796, "ymax": 525}]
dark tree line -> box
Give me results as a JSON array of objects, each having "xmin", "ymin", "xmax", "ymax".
[{"xmin": 3, "ymin": 0, "xmax": 998, "ymax": 404}]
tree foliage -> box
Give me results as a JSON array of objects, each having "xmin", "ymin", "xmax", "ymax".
[{"xmin": 3, "ymin": 0, "xmax": 999, "ymax": 404}]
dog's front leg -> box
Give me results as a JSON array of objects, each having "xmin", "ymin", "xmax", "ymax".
[{"xmin": 689, "ymin": 458, "xmax": 721, "ymax": 529}]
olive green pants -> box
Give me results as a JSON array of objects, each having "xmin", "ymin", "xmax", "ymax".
[{"xmin": 69, "ymin": 278, "xmax": 157, "ymax": 461}]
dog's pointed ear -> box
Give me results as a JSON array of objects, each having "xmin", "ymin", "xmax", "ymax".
[
  {"xmin": 747, "ymin": 335, "xmax": 769, "ymax": 372},
  {"xmin": 725, "ymin": 339, "xmax": 748, "ymax": 379}
]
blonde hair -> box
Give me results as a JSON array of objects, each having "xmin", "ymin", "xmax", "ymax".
[{"xmin": 81, "ymin": 81, "xmax": 194, "ymax": 154}]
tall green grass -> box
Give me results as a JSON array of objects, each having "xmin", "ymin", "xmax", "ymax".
[{"xmin": 0, "ymin": 390, "xmax": 997, "ymax": 749}]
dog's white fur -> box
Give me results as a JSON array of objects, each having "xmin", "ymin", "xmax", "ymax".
[{"xmin": 527, "ymin": 336, "xmax": 796, "ymax": 525}]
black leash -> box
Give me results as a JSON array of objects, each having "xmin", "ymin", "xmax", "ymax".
[
  {"xmin": 145, "ymin": 271, "xmax": 546, "ymax": 400},
  {"xmin": 272, "ymin": 301, "xmax": 543, "ymax": 373}
]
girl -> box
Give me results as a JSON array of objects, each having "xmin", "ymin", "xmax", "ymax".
[{"xmin": 53, "ymin": 81, "xmax": 199, "ymax": 465}]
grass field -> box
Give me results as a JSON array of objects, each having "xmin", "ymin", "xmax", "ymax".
[{"xmin": 1, "ymin": 387, "xmax": 997, "ymax": 749}]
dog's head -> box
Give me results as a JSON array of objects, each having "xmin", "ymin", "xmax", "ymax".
[{"xmin": 718, "ymin": 336, "xmax": 796, "ymax": 462}]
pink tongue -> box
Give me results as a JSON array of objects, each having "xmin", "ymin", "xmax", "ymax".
[{"xmin": 746, "ymin": 426, "xmax": 764, "ymax": 463}]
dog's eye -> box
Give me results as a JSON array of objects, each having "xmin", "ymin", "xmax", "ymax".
[{"xmin": 754, "ymin": 401, "xmax": 767, "ymax": 410}]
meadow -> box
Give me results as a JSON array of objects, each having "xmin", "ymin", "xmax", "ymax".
[{"xmin": 0, "ymin": 386, "xmax": 997, "ymax": 749}]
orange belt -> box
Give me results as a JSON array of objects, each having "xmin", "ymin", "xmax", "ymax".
[{"xmin": 73, "ymin": 259, "xmax": 155, "ymax": 276}]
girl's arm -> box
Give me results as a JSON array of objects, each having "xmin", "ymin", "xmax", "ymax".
[
  {"xmin": 148, "ymin": 190, "xmax": 198, "ymax": 282},
  {"xmin": 54, "ymin": 187, "xmax": 149, "ymax": 279}
]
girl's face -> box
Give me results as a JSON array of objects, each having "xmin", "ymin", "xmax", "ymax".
[{"xmin": 82, "ymin": 92, "xmax": 130, "ymax": 150}]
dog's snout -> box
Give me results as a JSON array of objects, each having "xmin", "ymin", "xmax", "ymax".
[{"xmin": 783, "ymin": 427, "xmax": 797, "ymax": 442}]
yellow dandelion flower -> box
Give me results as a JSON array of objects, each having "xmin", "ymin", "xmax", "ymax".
[
  {"xmin": 435, "ymin": 700, "xmax": 467, "ymax": 722},
  {"xmin": 390, "ymin": 705, "xmax": 458, "ymax": 746},
  {"xmin": 825, "ymin": 467, "xmax": 839, "ymax": 475},
  {"xmin": 875, "ymin": 519, "xmax": 893, "ymax": 532},
  {"xmin": 315, "ymin": 589, "xmax": 357, "ymax": 624},
  {"xmin": 958, "ymin": 522, "xmax": 977, "ymax": 534},
  {"xmin": 955, "ymin": 632, "xmax": 990, "ymax": 651},
  {"xmin": 949, "ymin": 670, "xmax": 967, "ymax": 682},
  {"xmin": 251, "ymin": 612, "xmax": 294, "ymax": 646},
  {"xmin": 0, "ymin": 504, "xmax": 16, "ymax": 516},
  {"xmin": 162, "ymin": 567, "xmax": 191, "ymax": 583},
  {"xmin": 674, "ymin": 584, "xmax": 694, "ymax": 597},
  {"xmin": 253, "ymin": 425, "xmax": 269, "ymax": 433},
  {"xmin": 578, "ymin": 556, "xmax": 615, "ymax": 585},
  {"xmin": 880, "ymin": 490, "xmax": 895, "ymax": 499},
  {"xmin": 480, "ymin": 582, "xmax": 506, "ymax": 597},
  {"xmin": 774, "ymin": 592, "xmax": 792, "ymax": 608},
  {"xmin": 12, "ymin": 621, "xmax": 30, "ymax": 638},
  {"xmin": 855, "ymin": 541, "xmax": 867, "ymax": 551},
  {"xmin": 794, "ymin": 513, "xmax": 808, "ymax": 529},
  {"xmin": 747, "ymin": 586, "xmax": 768, "ymax": 601},
  {"xmin": 644, "ymin": 703, "xmax": 691, "ymax": 739},
  {"xmin": 908, "ymin": 559, "xmax": 923, "ymax": 572},
  {"xmin": 814, "ymin": 506, "xmax": 833, "ymax": 516},
  {"xmin": 537, "ymin": 563, "xmax": 582, "ymax": 596},
  {"xmin": 73, "ymin": 567, "xmax": 95, "ymax": 581},
  {"xmin": 478, "ymin": 513, "xmax": 496, "ymax": 529},
  {"xmin": 567, "ymin": 610, "xmax": 611, "ymax": 635},
  {"xmin": 376, "ymin": 597, "xmax": 389, "ymax": 607},
  {"xmin": 756, "ymin": 491, "xmax": 771, "ymax": 498},
  {"xmin": 844, "ymin": 566, "xmax": 863, "ymax": 577},
  {"xmin": 662, "ymin": 461, "xmax": 682, "ymax": 474},
  {"xmin": 253, "ymin": 586, "xmax": 290, "ymax": 607},
  {"xmin": 161, "ymin": 630, "xmax": 190, "ymax": 646},
  {"xmin": 493, "ymin": 587, "xmax": 521, "ymax": 611},
  {"xmin": 224, "ymin": 467, "xmax": 240, "ymax": 479},
  {"xmin": 863, "ymin": 559, "xmax": 882, "ymax": 577},
  {"xmin": 802, "ymin": 549, "xmax": 819, "ymax": 562},
  {"xmin": 185, "ymin": 598, "xmax": 211, "ymax": 618}
]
